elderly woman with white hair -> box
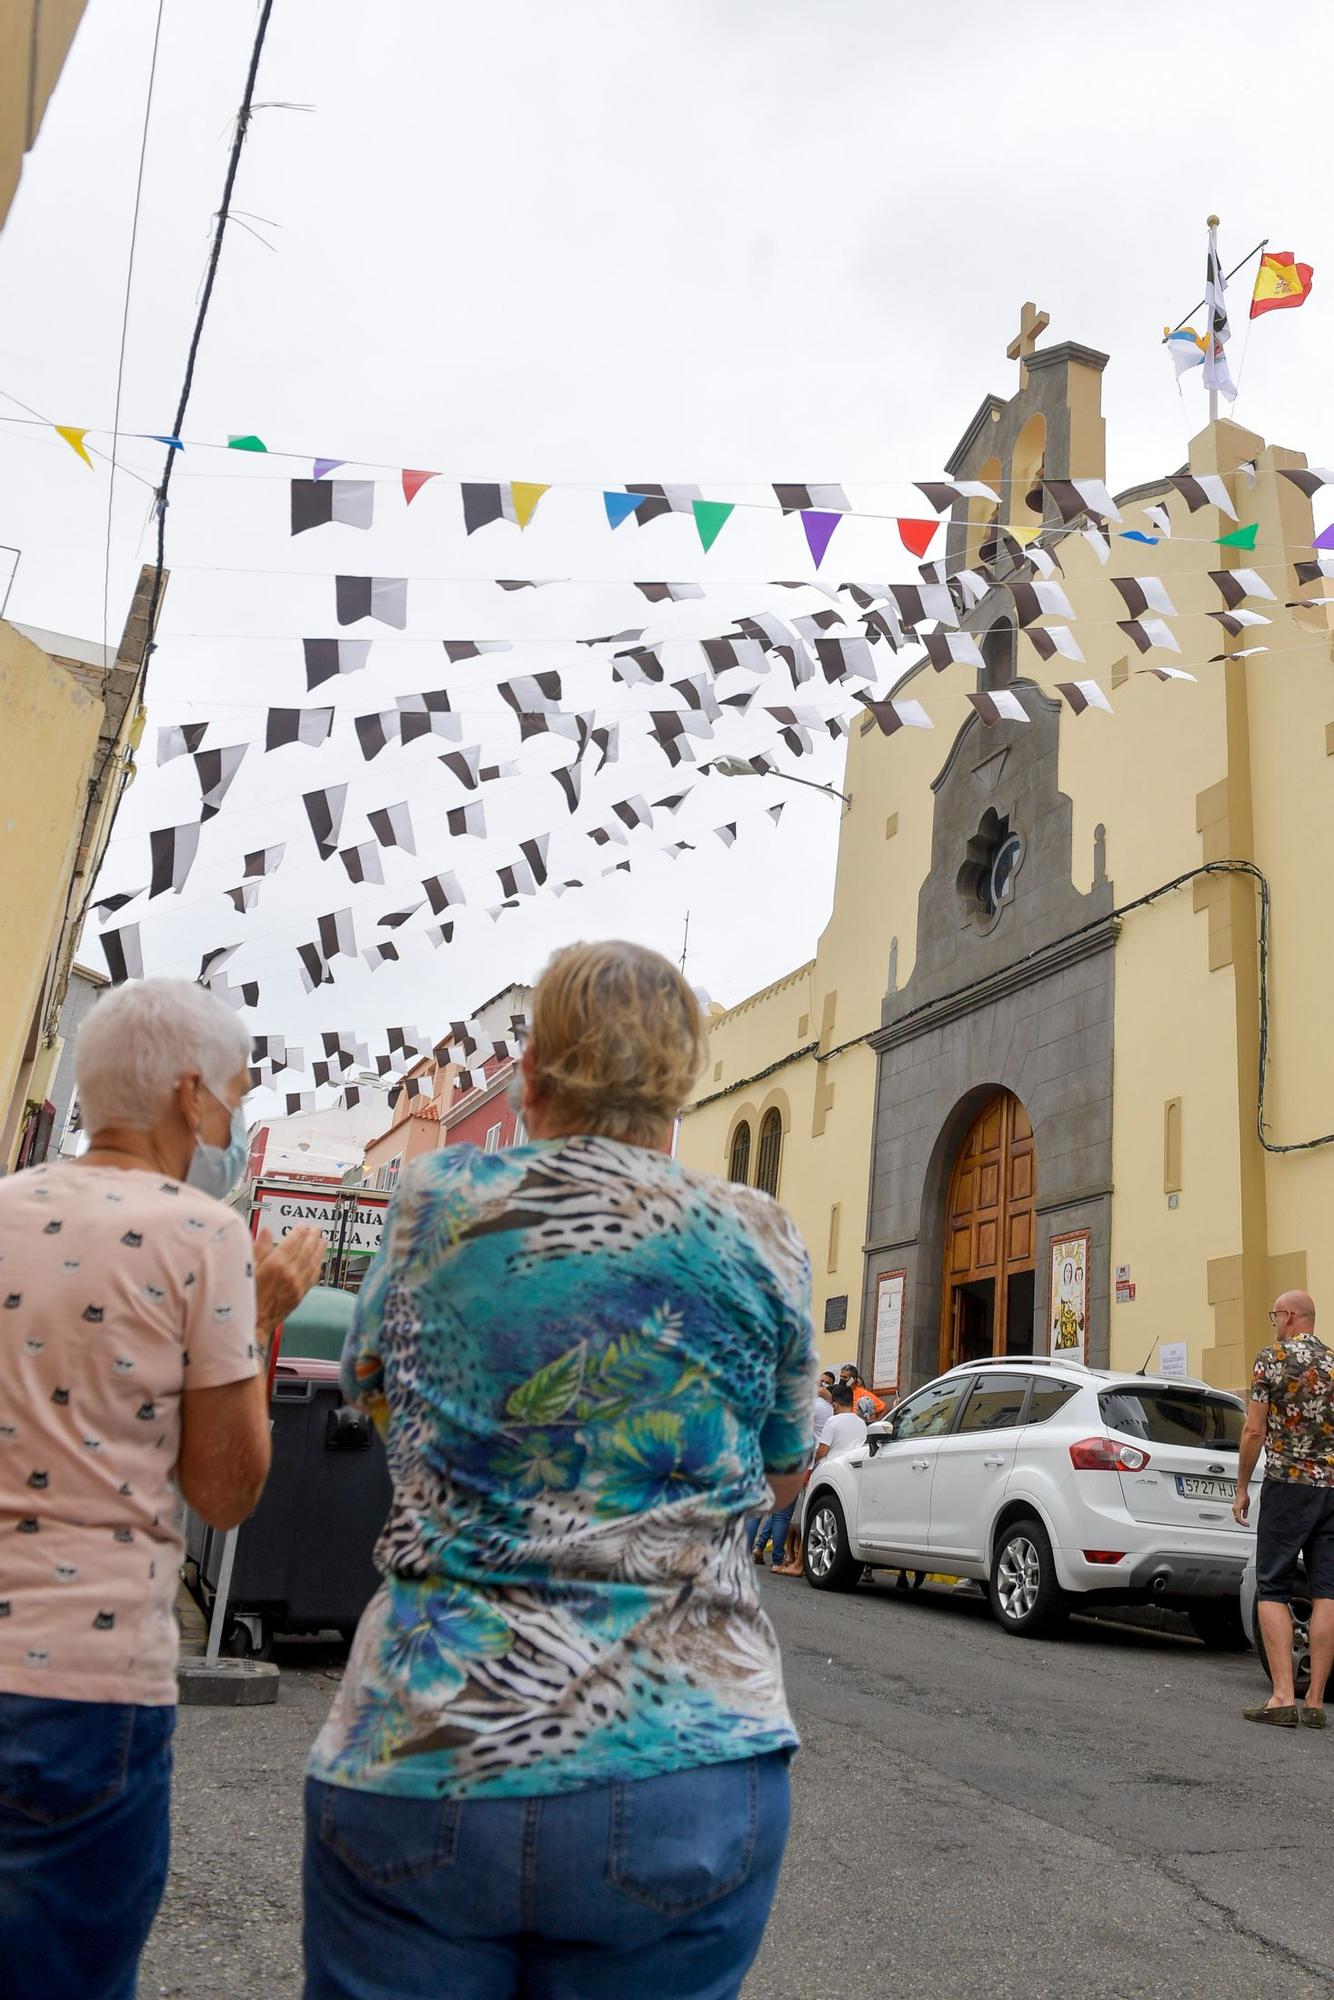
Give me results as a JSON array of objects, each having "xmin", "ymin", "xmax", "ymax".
[
  {"xmin": 304, "ymin": 940, "xmax": 817, "ymax": 2000},
  {"xmin": 0, "ymin": 978, "xmax": 322, "ymax": 2000}
]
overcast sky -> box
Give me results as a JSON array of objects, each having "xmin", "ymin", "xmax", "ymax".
[{"xmin": 2, "ymin": 0, "xmax": 1330, "ymax": 1071}]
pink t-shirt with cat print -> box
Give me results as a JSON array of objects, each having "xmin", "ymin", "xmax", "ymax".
[{"xmin": 0, "ymin": 1164, "xmax": 257, "ymax": 1704}]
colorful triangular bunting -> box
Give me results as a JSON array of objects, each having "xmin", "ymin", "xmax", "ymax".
[
  {"xmin": 402, "ymin": 468, "xmax": 438, "ymax": 505},
  {"xmin": 896, "ymin": 517, "xmax": 939, "ymax": 559},
  {"xmin": 313, "ymin": 457, "xmax": 345, "ymax": 479},
  {"xmin": 1217, "ymin": 522, "xmax": 1258, "ymax": 549},
  {"xmin": 228, "ymin": 434, "xmax": 267, "ymax": 452},
  {"xmin": 692, "ymin": 500, "xmax": 734, "ymax": 553},
  {"xmin": 511, "ymin": 481, "xmax": 550, "ymax": 529},
  {"xmin": 603, "ymin": 490, "xmax": 644, "ymax": 529},
  {"xmin": 55, "ymin": 425, "xmax": 93, "ymax": 468},
  {"xmin": 801, "ymin": 510, "xmax": 841, "ymax": 570}
]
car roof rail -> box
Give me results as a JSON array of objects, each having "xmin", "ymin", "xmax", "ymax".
[{"xmin": 944, "ymin": 1354, "xmax": 1092, "ymax": 1373}]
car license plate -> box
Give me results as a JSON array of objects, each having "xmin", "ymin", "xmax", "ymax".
[{"xmin": 1175, "ymin": 1474, "xmax": 1235, "ymax": 1500}]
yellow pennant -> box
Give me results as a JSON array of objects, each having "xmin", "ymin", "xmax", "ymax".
[
  {"xmin": 510, "ymin": 481, "xmax": 549, "ymax": 529},
  {"xmin": 1006, "ymin": 522, "xmax": 1043, "ymax": 546},
  {"xmin": 55, "ymin": 424, "xmax": 94, "ymax": 468}
]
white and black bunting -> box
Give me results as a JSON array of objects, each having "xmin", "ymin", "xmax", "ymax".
[
  {"xmin": 195, "ymin": 745, "xmax": 248, "ymax": 821},
  {"xmin": 102, "ymin": 430, "xmax": 1325, "ymax": 1043}
]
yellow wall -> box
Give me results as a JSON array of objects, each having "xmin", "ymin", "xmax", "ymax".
[
  {"xmin": 680, "ymin": 684, "xmax": 950, "ymax": 1367},
  {"xmin": 0, "ymin": 620, "xmax": 102, "ymax": 1147},
  {"xmin": 0, "ymin": 0, "xmax": 88, "ymax": 228}
]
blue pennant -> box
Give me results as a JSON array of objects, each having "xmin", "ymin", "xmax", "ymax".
[{"xmin": 603, "ymin": 491, "xmax": 644, "ymax": 530}]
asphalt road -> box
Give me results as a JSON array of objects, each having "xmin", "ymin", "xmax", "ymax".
[{"xmin": 141, "ymin": 1579, "xmax": 1334, "ymax": 1999}]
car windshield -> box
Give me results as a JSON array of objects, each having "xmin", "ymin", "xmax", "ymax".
[{"xmin": 1099, "ymin": 1386, "xmax": 1243, "ymax": 1449}]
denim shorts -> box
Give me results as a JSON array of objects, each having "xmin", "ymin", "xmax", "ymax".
[
  {"xmin": 0, "ymin": 1691, "xmax": 175, "ymax": 2000},
  {"xmin": 303, "ymin": 1750, "xmax": 792, "ymax": 1999},
  {"xmin": 1256, "ymin": 1481, "xmax": 1334, "ymax": 1601}
]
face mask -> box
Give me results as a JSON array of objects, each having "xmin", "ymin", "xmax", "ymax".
[{"xmin": 185, "ymin": 1095, "xmax": 249, "ymax": 1201}]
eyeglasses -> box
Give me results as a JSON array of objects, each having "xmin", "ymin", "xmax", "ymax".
[{"xmin": 1269, "ymin": 1309, "xmax": 1291, "ymax": 1324}]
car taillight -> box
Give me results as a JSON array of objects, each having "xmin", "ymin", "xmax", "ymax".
[
  {"xmin": 1083, "ymin": 1550, "xmax": 1127, "ymax": 1564},
  {"xmin": 1068, "ymin": 1436, "xmax": 1150, "ymax": 1472}
]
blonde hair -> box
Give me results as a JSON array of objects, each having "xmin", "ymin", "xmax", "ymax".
[{"xmin": 527, "ymin": 940, "xmax": 708, "ymax": 1145}]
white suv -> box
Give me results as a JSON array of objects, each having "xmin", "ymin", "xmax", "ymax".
[{"xmin": 802, "ymin": 1358, "xmax": 1259, "ymax": 1640}]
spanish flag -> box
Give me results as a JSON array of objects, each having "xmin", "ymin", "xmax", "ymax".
[{"xmin": 1250, "ymin": 250, "xmax": 1313, "ymax": 318}]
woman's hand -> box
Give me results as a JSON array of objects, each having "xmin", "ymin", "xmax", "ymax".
[{"xmin": 254, "ymin": 1226, "xmax": 326, "ymax": 1335}]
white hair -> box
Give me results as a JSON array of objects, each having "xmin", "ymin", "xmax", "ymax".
[{"xmin": 75, "ymin": 978, "xmax": 251, "ymax": 1133}]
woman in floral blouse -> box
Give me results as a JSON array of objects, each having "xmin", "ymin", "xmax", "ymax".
[{"xmin": 304, "ymin": 940, "xmax": 816, "ymax": 1999}]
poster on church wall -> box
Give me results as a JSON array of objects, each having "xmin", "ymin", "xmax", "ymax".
[
  {"xmin": 872, "ymin": 1268, "xmax": 907, "ymax": 1394},
  {"xmin": 1048, "ymin": 1231, "xmax": 1089, "ymax": 1361}
]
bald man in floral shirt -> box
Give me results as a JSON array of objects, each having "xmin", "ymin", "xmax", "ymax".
[{"xmin": 1235, "ymin": 1290, "xmax": 1334, "ymax": 1726}]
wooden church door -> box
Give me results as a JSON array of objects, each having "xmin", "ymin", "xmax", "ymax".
[{"xmin": 939, "ymin": 1092, "xmax": 1036, "ymax": 1370}]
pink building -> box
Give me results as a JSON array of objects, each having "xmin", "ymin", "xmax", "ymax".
[{"xmin": 359, "ymin": 983, "xmax": 531, "ymax": 1189}]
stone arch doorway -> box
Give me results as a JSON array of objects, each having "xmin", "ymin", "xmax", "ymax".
[{"xmin": 938, "ymin": 1090, "xmax": 1036, "ymax": 1370}]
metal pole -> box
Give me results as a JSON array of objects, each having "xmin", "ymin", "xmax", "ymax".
[
  {"xmin": 1162, "ymin": 235, "xmax": 1267, "ymax": 342},
  {"xmin": 1207, "ymin": 217, "xmax": 1220, "ymax": 428},
  {"xmin": 203, "ymin": 1524, "xmax": 240, "ymax": 1666}
]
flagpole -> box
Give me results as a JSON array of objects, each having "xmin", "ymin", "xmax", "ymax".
[
  {"xmin": 1206, "ymin": 217, "xmax": 1222, "ymax": 426},
  {"xmin": 1162, "ymin": 234, "xmax": 1267, "ymax": 341}
]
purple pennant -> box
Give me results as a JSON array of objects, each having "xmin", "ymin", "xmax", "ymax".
[
  {"xmin": 313, "ymin": 458, "xmax": 346, "ymax": 480},
  {"xmin": 1314, "ymin": 522, "xmax": 1334, "ymax": 551},
  {"xmin": 801, "ymin": 510, "xmax": 841, "ymax": 570}
]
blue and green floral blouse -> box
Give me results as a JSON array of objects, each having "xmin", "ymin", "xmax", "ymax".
[{"xmin": 307, "ymin": 1135, "xmax": 816, "ymax": 1799}]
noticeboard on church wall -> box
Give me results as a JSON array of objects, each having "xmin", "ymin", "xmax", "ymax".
[
  {"xmin": 1048, "ymin": 1230, "xmax": 1089, "ymax": 1362},
  {"xmin": 872, "ymin": 1268, "xmax": 907, "ymax": 1394}
]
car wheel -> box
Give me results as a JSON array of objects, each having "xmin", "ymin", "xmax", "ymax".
[
  {"xmin": 989, "ymin": 1517, "xmax": 1068, "ymax": 1638},
  {"xmin": 802, "ymin": 1494, "xmax": 861, "ymax": 1592},
  {"xmin": 1187, "ymin": 1601, "xmax": 1249, "ymax": 1651},
  {"xmin": 1257, "ymin": 1591, "xmax": 1313, "ymax": 1697}
]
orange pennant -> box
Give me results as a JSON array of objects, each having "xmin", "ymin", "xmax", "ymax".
[{"xmin": 897, "ymin": 517, "xmax": 938, "ymax": 559}]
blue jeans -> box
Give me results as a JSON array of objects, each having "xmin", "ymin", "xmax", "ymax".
[
  {"xmin": 0, "ymin": 1692, "xmax": 175, "ymax": 2000},
  {"xmin": 765, "ymin": 1502, "xmax": 795, "ymax": 1568},
  {"xmin": 303, "ymin": 1752, "xmax": 791, "ymax": 1999}
]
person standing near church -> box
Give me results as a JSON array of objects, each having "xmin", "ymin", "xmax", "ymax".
[
  {"xmin": 839, "ymin": 1363, "xmax": 885, "ymax": 1424},
  {"xmin": 1234, "ymin": 1290, "xmax": 1334, "ymax": 1726}
]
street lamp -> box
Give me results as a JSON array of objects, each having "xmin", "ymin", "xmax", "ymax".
[{"xmin": 711, "ymin": 755, "xmax": 851, "ymax": 809}]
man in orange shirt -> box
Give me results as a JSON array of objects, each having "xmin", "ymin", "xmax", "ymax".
[{"xmin": 840, "ymin": 1363, "xmax": 886, "ymax": 1423}]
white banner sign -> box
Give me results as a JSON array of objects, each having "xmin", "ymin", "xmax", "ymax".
[
  {"xmin": 253, "ymin": 1190, "xmax": 387, "ymax": 1256},
  {"xmin": 872, "ymin": 1269, "xmax": 906, "ymax": 1393}
]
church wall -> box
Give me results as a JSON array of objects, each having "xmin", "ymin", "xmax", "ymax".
[
  {"xmin": 1049, "ymin": 473, "xmax": 1246, "ymax": 1382},
  {"xmin": 863, "ymin": 669, "xmax": 1116, "ymax": 1388},
  {"xmin": 1243, "ymin": 452, "xmax": 1334, "ymax": 1342},
  {"xmin": 683, "ymin": 337, "xmax": 1334, "ymax": 1400},
  {"xmin": 680, "ymin": 694, "xmax": 949, "ymax": 1367}
]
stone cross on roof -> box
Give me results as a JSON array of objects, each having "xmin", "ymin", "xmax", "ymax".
[{"xmin": 1006, "ymin": 301, "xmax": 1050, "ymax": 387}]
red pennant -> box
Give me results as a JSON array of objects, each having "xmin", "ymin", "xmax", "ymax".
[
  {"xmin": 897, "ymin": 517, "xmax": 939, "ymax": 559},
  {"xmin": 402, "ymin": 469, "xmax": 438, "ymax": 505}
]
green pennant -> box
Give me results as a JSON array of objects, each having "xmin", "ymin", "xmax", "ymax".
[
  {"xmin": 1217, "ymin": 521, "xmax": 1258, "ymax": 549},
  {"xmin": 692, "ymin": 499, "xmax": 734, "ymax": 553},
  {"xmin": 227, "ymin": 433, "xmax": 267, "ymax": 452}
]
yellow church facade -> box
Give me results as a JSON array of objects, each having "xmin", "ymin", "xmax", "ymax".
[{"xmin": 677, "ymin": 322, "xmax": 1334, "ymax": 1398}]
